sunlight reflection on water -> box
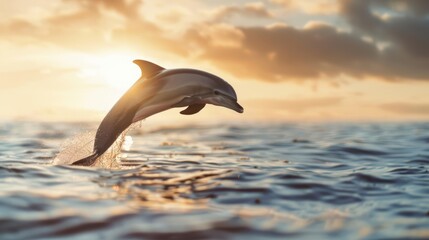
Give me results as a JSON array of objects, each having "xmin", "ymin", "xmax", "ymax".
[{"xmin": 0, "ymin": 122, "xmax": 429, "ymax": 239}]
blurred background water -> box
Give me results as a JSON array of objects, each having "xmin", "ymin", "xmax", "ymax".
[{"xmin": 0, "ymin": 121, "xmax": 429, "ymax": 239}]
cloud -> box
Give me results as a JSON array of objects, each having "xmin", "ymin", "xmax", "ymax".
[
  {"xmin": 63, "ymin": 0, "xmax": 141, "ymax": 18},
  {"xmin": 186, "ymin": 22, "xmax": 429, "ymax": 82},
  {"xmin": 1, "ymin": 0, "xmax": 429, "ymax": 84},
  {"xmin": 184, "ymin": 0, "xmax": 429, "ymax": 82},
  {"xmin": 270, "ymin": 0, "xmax": 339, "ymax": 14},
  {"xmin": 0, "ymin": 0, "xmax": 186, "ymax": 56},
  {"xmin": 377, "ymin": 0, "xmax": 429, "ymax": 16},
  {"xmin": 211, "ymin": 2, "xmax": 274, "ymax": 21},
  {"xmin": 340, "ymin": 0, "xmax": 429, "ymax": 58},
  {"xmin": 0, "ymin": 3, "xmax": 114, "ymax": 51},
  {"xmin": 381, "ymin": 102, "xmax": 429, "ymax": 115}
]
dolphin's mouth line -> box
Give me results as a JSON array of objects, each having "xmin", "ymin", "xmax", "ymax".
[
  {"xmin": 217, "ymin": 92, "xmax": 238, "ymax": 102},
  {"xmin": 222, "ymin": 97, "xmax": 244, "ymax": 113},
  {"xmin": 214, "ymin": 92, "xmax": 243, "ymax": 113}
]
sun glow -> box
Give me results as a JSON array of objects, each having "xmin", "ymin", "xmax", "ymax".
[{"xmin": 78, "ymin": 52, "xmax": 142, "ymax": 93}]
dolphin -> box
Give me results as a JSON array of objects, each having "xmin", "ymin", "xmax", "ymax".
[{"xmin": 72, "ymin": 60, "xmax": 243, "ymax": 166}]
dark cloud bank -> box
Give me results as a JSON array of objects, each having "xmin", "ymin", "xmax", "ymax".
[{"xmin": 197, "ymin": 0, "xmax": 429, "ymax": 82}]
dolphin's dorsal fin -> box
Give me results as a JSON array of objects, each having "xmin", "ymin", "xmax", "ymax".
[
  {"xmin": 180, "ymin": 104, "xmax": 206, "ymax": 115},
  {"xmin": 133, "ymin": 59, "xmax": 165, "ymax": 79}
]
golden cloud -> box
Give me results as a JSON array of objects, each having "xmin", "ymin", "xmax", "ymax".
[
  {"xmin": 1, "ymin": 0, "xmax": 429, "ymax": 83},
  {"xmin": 271, "ymin": 0, "xmax": 339, "ymax": 14}
]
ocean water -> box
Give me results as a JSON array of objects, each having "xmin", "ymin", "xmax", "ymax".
[{"xmin": 1, "ymin": 121, "xmax": 429, "ymax": 239}]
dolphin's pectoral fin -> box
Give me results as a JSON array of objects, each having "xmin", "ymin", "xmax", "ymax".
[
  {"xmin": 180, "ymin": 104, "xmax": 206, "ymax": 115},
  {"xmin": 133, "ymin": 59, "xmax": 165, "ymax": 79}
]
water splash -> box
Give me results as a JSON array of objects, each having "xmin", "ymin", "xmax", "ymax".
[{"xmin": 52, "ymin": 124, "xmax": 138, "ymax": 168}]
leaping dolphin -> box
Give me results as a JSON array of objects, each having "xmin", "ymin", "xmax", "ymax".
[{"xmin": 72, "ymin": 60, "xmax": 243, "ymax": 166}]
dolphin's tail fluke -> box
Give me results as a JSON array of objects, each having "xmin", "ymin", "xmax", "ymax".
[{"xmin": 72, "ymin": 153, "xmax": 99, "ymax": 166}]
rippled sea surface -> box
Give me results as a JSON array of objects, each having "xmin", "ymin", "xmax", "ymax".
[{"xmin": 1, "ymin": 121, "xmax": 429, "ymax": 239}]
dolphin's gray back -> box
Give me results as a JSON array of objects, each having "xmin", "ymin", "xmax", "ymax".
[{"xmin": 152, "ymin": 69, "xmax": 238, "ymax": 98}]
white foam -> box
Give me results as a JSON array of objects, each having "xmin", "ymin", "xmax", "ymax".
[{"xmin": 52, "ymin": 127, "xmax": 136, "ymax": 168}]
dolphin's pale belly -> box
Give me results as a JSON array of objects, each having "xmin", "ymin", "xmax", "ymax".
[{"xmin": 132, "ymin": 96, "xmax": 184, "ymax": 122}]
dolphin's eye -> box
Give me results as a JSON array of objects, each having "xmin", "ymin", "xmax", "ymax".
[{"xmin": 214, "ymin": 90, "xmax": 220, "ymax": 95}]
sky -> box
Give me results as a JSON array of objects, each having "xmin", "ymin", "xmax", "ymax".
[{"xmin": 0, "ymin": 0, "xmax": 429, "ymax": 123}]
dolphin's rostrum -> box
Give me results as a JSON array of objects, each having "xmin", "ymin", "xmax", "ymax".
[{"xmin": 72, "ymin": 60, "xmax": 243, "ymax": 166}]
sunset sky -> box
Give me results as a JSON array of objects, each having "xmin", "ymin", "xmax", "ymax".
[{"xmin": 1, "ymin": 0, "xmax": 429, "ymax": 123}]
